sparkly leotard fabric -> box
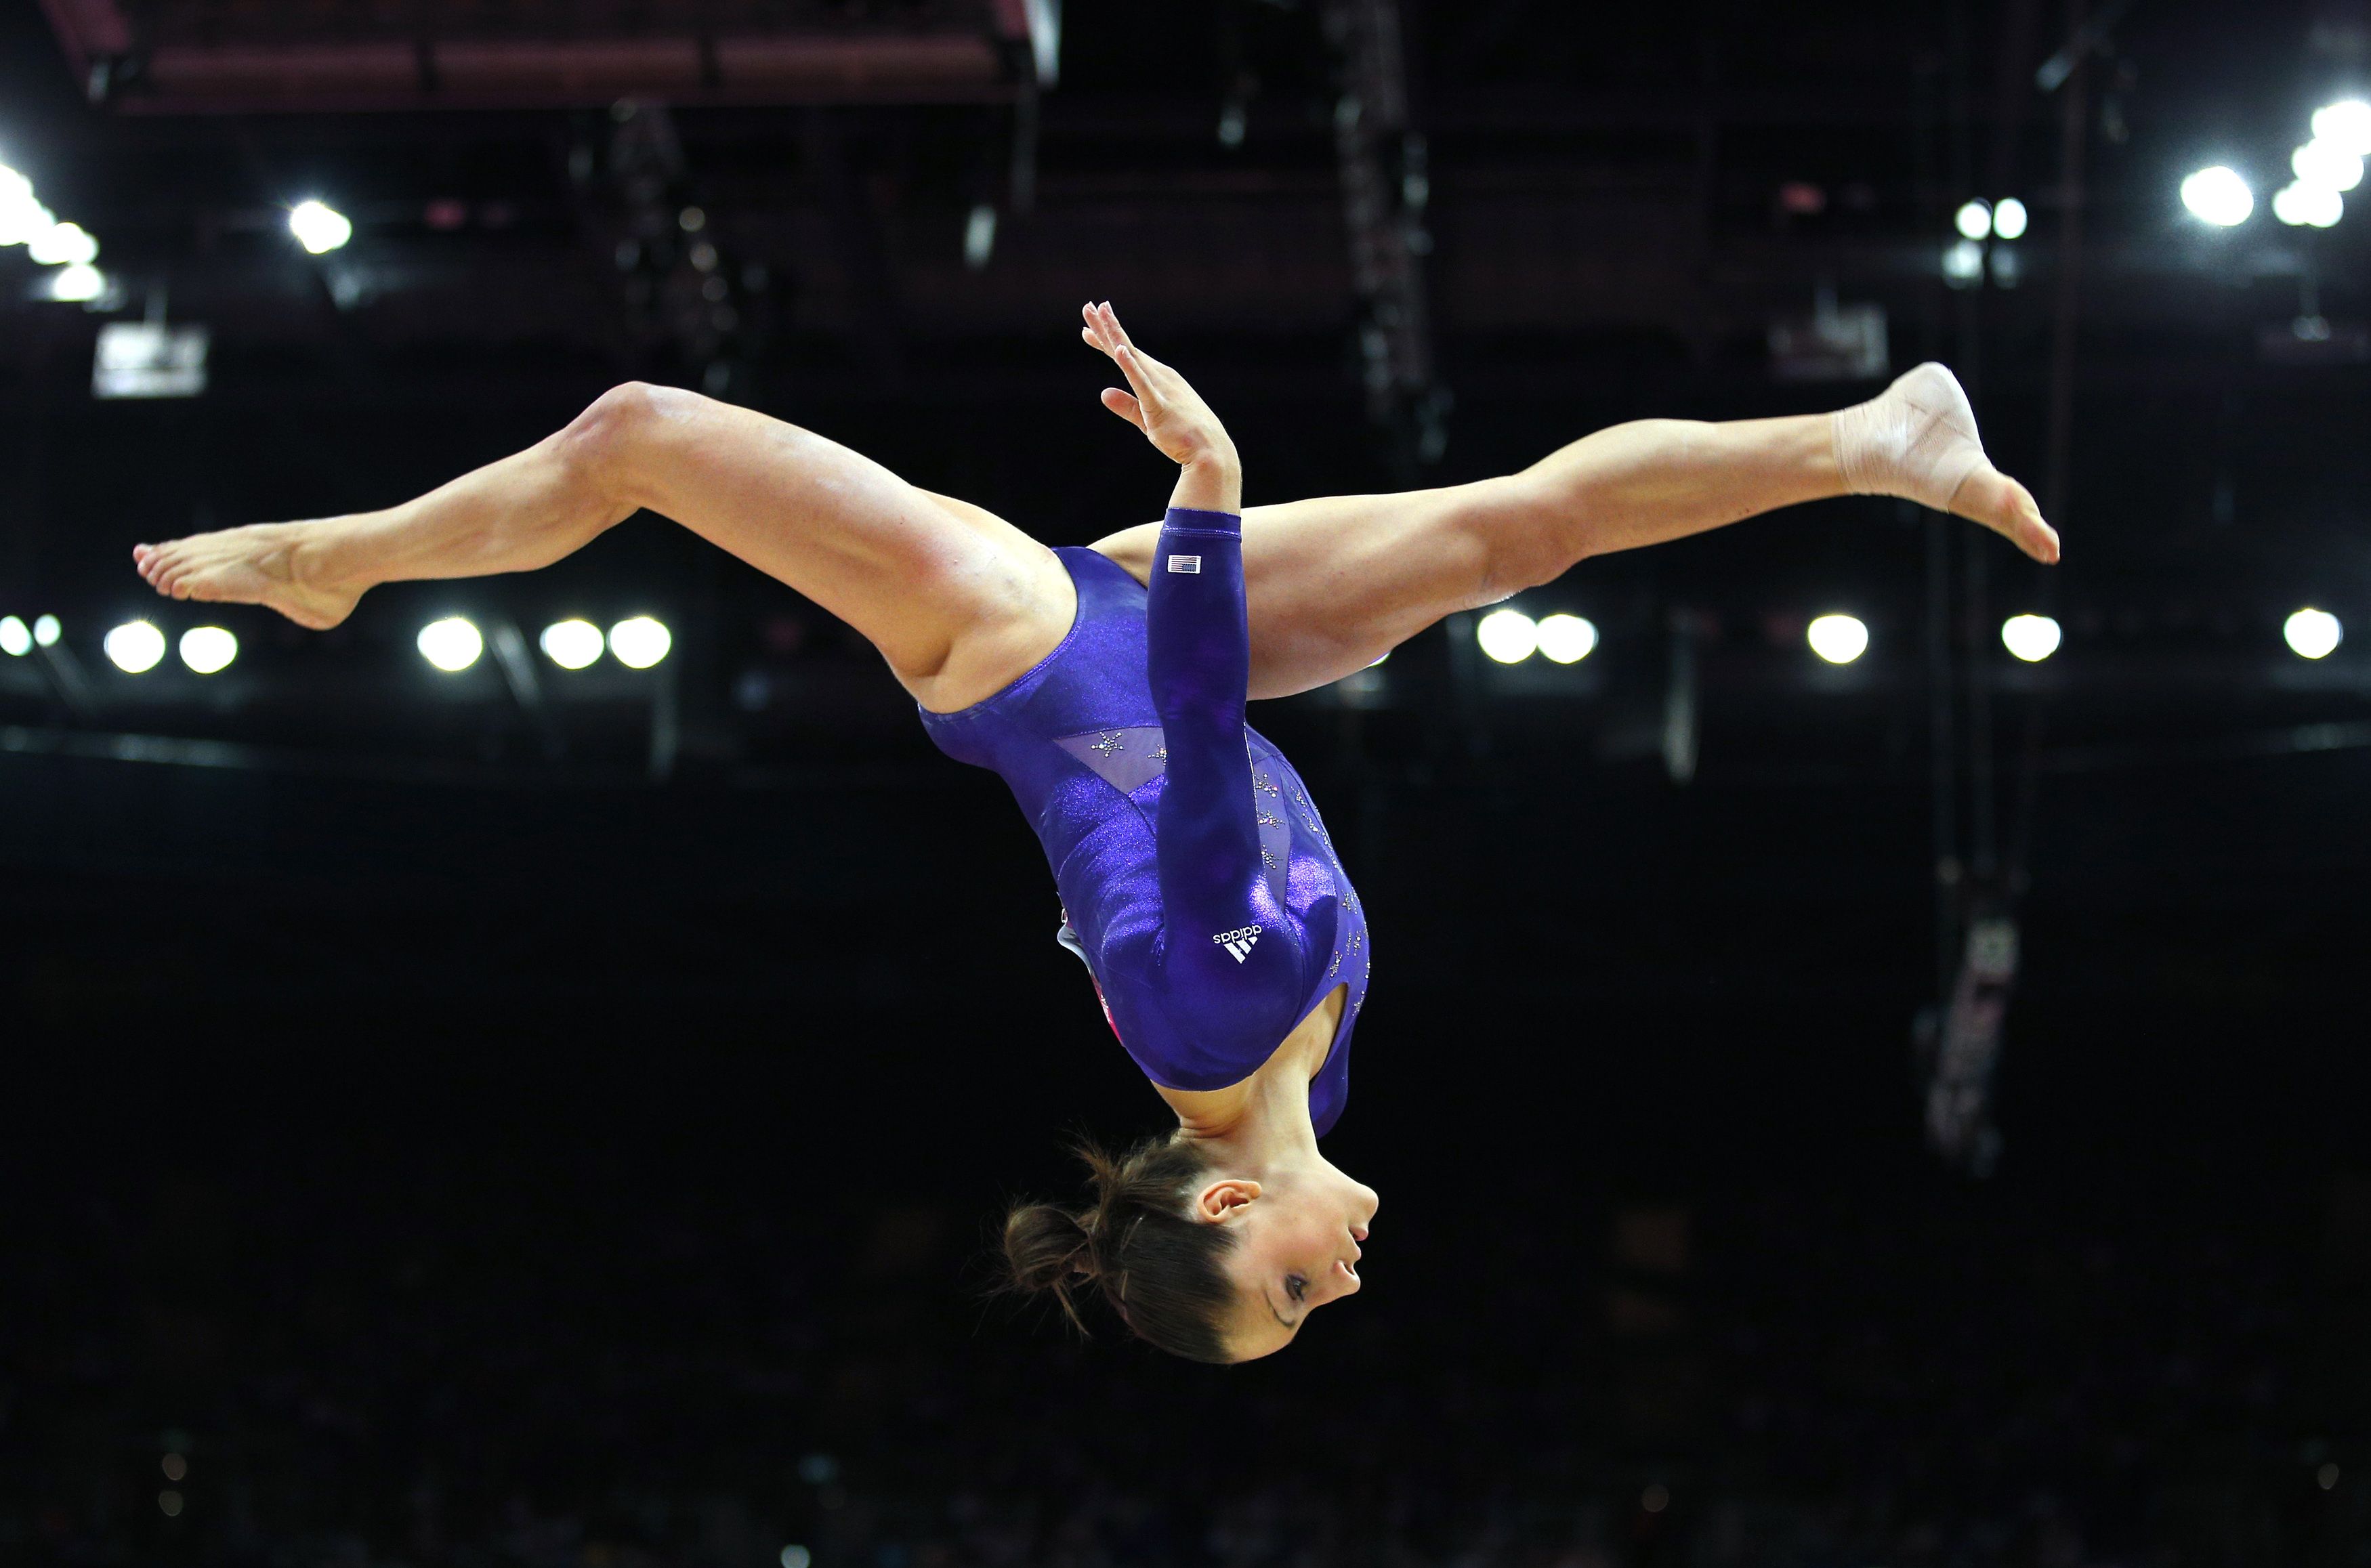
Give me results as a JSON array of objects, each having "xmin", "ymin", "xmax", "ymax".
[{"xmin": 919, "ymin": 510, "xmax": 1370, "ymax": 1136}]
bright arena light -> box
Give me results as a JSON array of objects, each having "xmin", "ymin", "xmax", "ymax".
[
  {"xmin": 608, "ymin": 615, "xmax": 673, "ymax": 669},
  {"xmin": 27, "ymin": 220, "xmax": 96, "ymax": 266},
  {"xmin": 288, "ymin": 200, "xmax": 354, "ymax": 255},
  {"xmin": 1992, "ymin": 197, "xmax": 2030, "ymax": 239},
  {"xmin": 2284, "ymin": 607, "xmax": 2343, "ymax": 660},
  {"xmin": 2000, "ymin": 614, "xmax": 2062, "ymax": 662},
  {"xmin": 1535, "ymin": 612, "xmax": 1599, "ymax": 664},
  {"xmin": 0, "ymin": 197, "xmax": 49, "ymax": 247},
  {"xmin": 0, "ymin": 166, "xmax": 45, "ymax": 245},
  {"xmin": 780, "ymin": 1548, "xmax": 813, "ymax": 1568},
  {"xmin": 178, "ymin": 625, "xmax": 238, "ymax": 674},
  {"xmin": 102, "ymin": 620, "xmax": 167, "ymax": 673},
  {"xmin": 2180, "ymin": 166, "xmax": 2254, "ymax": 226},
  {"xmin": 1475, "ymin": 608, "xmax": 1539, "ymax": 664},
  {"xmin": 2294, "ymin": 139, "xmax": 2366, "ymax": 193},
  {"xmin": 417, "ymin": 616, "xmax": 484, "ymax": 672},
  {"xmin": 0, "ymin": 616, "xmax": 28, "ymax": 656},
  {"xmin": 33, "ymin": 614, "xmax": 61, "ymax": 647},
  {"xmin": 1807, "ymin": 613, "xmax": 1870, "ymax": 665},
  {"xmin": 2313, "ymin": 100, "xmax": 2371, "ymax": 156},
  {"xmin": 47, "ymin": 263, "xmax": 105, "ymax": 302},
  {"xmin": 2273, "ymin": 182, "xmax": 2344, "ymax": 228},
  {"xmin": 1954, "ymin": 198, "xmax": 1993, "ymax": 239},
  {"xmin": 539, "ymin": 618, "xmax": 604, "ymax": 670}
]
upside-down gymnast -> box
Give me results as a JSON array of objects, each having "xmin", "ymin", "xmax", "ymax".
[{"xmin": 133, "ymin": 303, "xmax": 2058, "ymax": 1363}]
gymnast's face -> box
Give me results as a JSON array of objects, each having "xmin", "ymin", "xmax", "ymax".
[{"xmin": 1199, "ymin": 1162, "xmax": 1379, "ymax": 1361}]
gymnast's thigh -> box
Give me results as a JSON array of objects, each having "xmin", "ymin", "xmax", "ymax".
[
  {"xmin": 1089, "ymin": 474, "xmax": 1547, "ymax": 700},
  {"xmin": 600, "ymin": 387, "xmax": 1074, "ymax": 713}
]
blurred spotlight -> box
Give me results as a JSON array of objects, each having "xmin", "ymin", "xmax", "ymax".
[
  {"xmin": 0, "ymin": 616, "xmax": 28, "ymax": 656},
  {"xmin": 103, "ymin": 620, "xmax": 167, "ymax": 673},
  {"xmin": 963, "ymin": 203, "xmax": 997, "ymax": 270},
  {"xmin": 2321, "ymin": 1462, "xmax": 2342, "ymax": 1491},
  {"xmin": 178, "ymin": 625, "xmax": 238, "ymax": 674},
  {"xmin": 2274, "ymin": 182, "xmax": 2345, "ymax": 227},
  {"xmin": 46, "ymin": 263, "xmax": 106, "ymax": 302},
  {"xmin": 158, "ymin": 1491, "xmax": 183, "ymax": 1517},
  {"xmin": 417, "ymin": 616, "xmax": 484, "ymax": 672},
  {"xmin": 1641, "ymin": 1483, "xmax": 1671, "ymax": 1514},
  {"xmin": 33, "ymin": 614, "xmax": 60, "ymax": 647},
  {"xmin": 2294, "ymin": 139, "xmax": 2365, "ymax": 193},
  {"xmin": 2284, "ymin": 607, "xmax": 2343, "ymax": 660},
  {"xmin": 1535, "ymin": 612, "xmax": 1599, "ymax": 664},
  {"xmin": 1942, "ymin": 238, "xmax": 1985, "ymax": 286},
  {"xmin": 0, "ymin": 165, "xmax": 45, "ymax": 245},
  {"xmin": 779, "ymin": 1549, "xmax": 813, "ymax": 1568},
  {"xmin": 539, "ymin": 618, "xmax": 604, "ymax": 670},
  {"xmin": 1992, "ymin": 197, "xmax": 2029, "ymax": 239},
  {"xmin": 1954, "ymin": 198, "xmax": 1992, "ymax": 239},
  {"xmin": 608, "ymin": 615, "xmax": 672, "ymax": 669},
  {"xmin": 2181, "ymin": 166, "xmax": 2254, "ymax": 226},
  {"xmin": 1475, "ymin": 608, "xmax": 1538, "ymax": 664},
  {"xmin": 2000, "ymin": 614, "xmax": 2061, "ymax": 662},
  {"xmin": 28, "ymin": 220, "xmax": 97, "ymax": 266},
  {"xmin": 2313, "ymin": 100, "xmax": 2371, "ymax": 156},
  {"xmin": 161, "ymin": 1454, "xmax": 188, "ymax": 1482},
  {"xmin": 1807, "ymin": 613, "xmax": 1869, "ymax": 664},
  {"xmin": 287, "ymin": 199, "xmax": 353, "ymax": 255}
]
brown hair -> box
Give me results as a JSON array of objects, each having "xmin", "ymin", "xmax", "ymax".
[{"xmin": 1001, "ymin": 1134, "xmax": 1237, "ymax": 1363}]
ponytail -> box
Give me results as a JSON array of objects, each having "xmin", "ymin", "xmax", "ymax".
[{"xmin": 999, "ymin": 1135, "xmax": 1236, "ymax": 1363}]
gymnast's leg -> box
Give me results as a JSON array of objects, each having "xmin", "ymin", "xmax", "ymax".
[
  {"xmin": 132, "ymin": 383, "xmax": 1074, "ymax": 713},
  {"xmin": 1091, "ymin": 364, "xmax": 2057, "ymax": 699}
]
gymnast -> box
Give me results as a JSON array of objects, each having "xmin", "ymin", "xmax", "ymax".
[{"xmin": 131, "ymin": 303, "xmax": 2057, "ymax": 1363}]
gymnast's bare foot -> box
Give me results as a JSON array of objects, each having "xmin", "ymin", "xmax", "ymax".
[
  {"xmin": 1832, "ymin": 362, "xmax": 2062, "ymax": 565},
  {"xmin": 131, "ymin": 522, "xmax": 363, "ymax": 630}
]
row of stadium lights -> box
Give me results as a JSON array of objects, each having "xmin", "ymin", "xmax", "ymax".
[
  {"xmin": 7, "ymin": 606, "xmax": 2341, "ymax": 677},
  {"xmin": 21, "ymin": 106, "xmax": 2370, "ymax": 301},
  {"xmin": 0, "ymin": 614, "xmax": 672, "ymax": 674},
  {"xmin": 2179, "ymin": 100, "xmax": 2371, "ymax": 229},
  {"xmin": 1472, "ymin": 607, "xmax": 2347, "ymax": 666},
  {"xmin": 5, "ymin": 149, "xmax": 354, "ymax": 304}
]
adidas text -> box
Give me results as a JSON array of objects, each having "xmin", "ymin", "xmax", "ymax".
[{"xmin": 1213, "ymin": 925, "xmax": 1263, "ymax": 962}]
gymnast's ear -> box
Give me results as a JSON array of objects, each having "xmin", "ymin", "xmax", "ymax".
[{"xmin": 1192, "ymin": 1177, "xmax": 1263, "ymax": 1224}]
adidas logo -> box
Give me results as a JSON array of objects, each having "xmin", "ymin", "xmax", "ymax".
[{"xmin": 1213, "ymin": 925, "xmax": 1263, "ymax": 962}]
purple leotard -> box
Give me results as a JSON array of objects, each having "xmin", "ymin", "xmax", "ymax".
[{"xmin": 920, "ymin": 509, "xmax": 1371, "ymax": 1135}]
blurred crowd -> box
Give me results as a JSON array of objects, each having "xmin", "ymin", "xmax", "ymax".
[{"xmin": 5, "ymin": 1162, "xmax": 2364, "ymax": 1568}]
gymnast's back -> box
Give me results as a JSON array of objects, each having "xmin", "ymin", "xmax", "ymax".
[{"xmin": 919, "ymin": 517, "xmax": 1372, "ymax": 1133}]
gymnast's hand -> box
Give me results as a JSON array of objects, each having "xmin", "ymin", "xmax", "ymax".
[{"xmin": 1080, "ymin": 301, "xmax": 1242, "ymax": 515}]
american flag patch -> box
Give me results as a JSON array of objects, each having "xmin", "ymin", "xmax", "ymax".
[{"xmin": 1166, "ymin": 555, "xmax": 1202, "ymax": 574}]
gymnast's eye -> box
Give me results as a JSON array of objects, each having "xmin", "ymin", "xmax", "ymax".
[{"xmin": 1285, "ymin": 1275, "xmax": 1307, "ymax": 1303}]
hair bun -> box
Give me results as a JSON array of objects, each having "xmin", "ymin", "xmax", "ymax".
[
  {"xmin": 995, "ymin": 1135, "xmax": 1237, "ymax": 1363},
  {"xmin": 1001, "ymin": 1201, "xmax": 1100, "ymax": 1325}
]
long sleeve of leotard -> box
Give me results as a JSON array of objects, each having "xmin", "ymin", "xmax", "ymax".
[{"xmin": 1144, "ymin": 507, "xmax": 1271, "ymax": 973}]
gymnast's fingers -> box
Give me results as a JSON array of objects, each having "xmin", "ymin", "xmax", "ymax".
[
  {"xmin": 1111, "ymin": 342, "xmax": 1162, "ymax": 417},
  {"xmin": 1099, "ymin": 386, "xmax": 1146, "ymax": 430},
  {"xmin": 1095, "ymin": 301, "xmax": 1137, "ymax": 356}
]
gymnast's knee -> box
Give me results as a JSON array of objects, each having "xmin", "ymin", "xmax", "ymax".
[
  {"xmin": 558, "ymin": 382, "xmax": 660, "ymax": 473},
  {"xmin": 555, "ymin": 381, "xmax": 728, "ymax": 506}
]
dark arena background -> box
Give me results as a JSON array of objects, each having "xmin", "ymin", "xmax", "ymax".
[{"xmin": 3, "ymin": 2, "xmax": 2370, "ymax": 1565}]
